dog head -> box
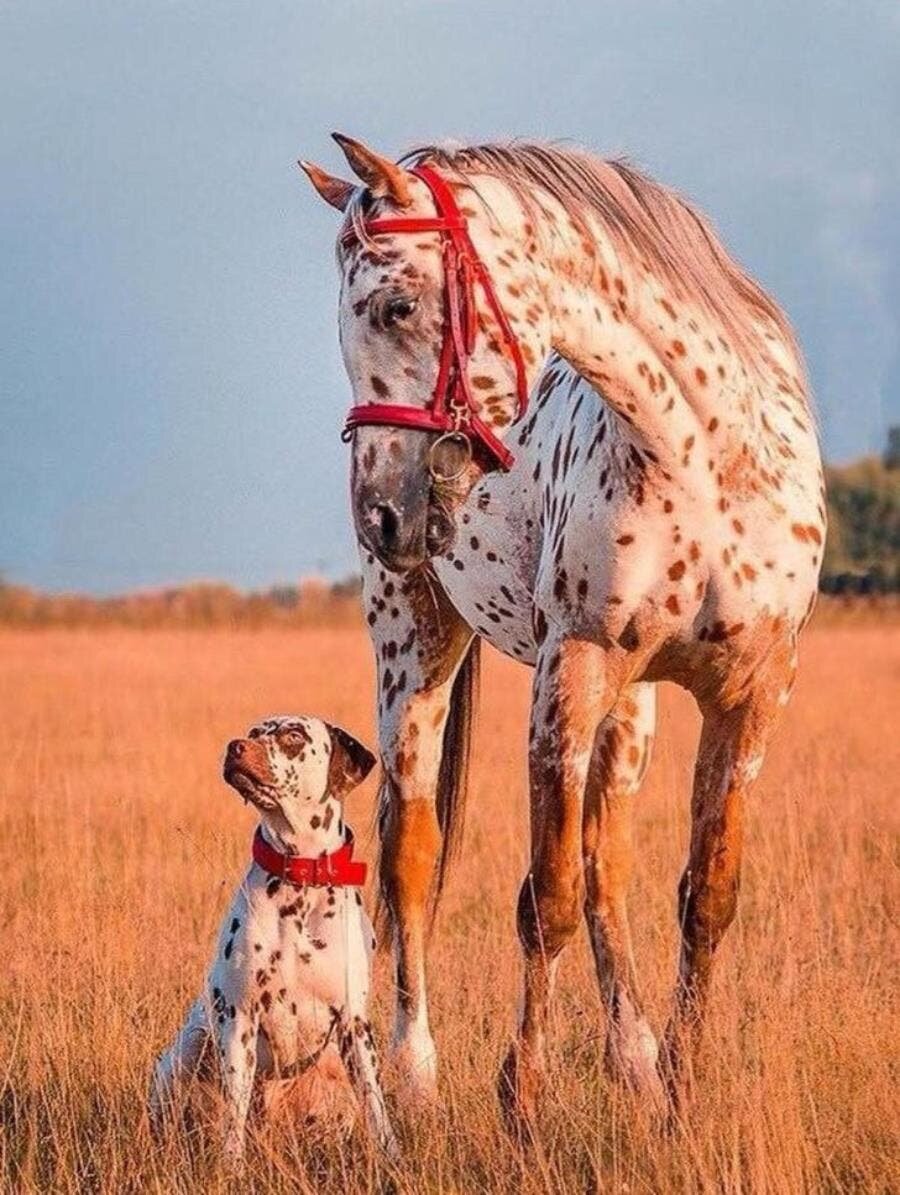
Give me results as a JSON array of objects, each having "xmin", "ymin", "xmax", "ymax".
[{"xmin": 223, "ymin": 716, "xmax": 375, "ymax": 834}]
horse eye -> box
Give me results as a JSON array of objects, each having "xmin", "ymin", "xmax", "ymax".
[{"xmin": 383, "ymin": 295, "xmax": 418, "ymax": 327}]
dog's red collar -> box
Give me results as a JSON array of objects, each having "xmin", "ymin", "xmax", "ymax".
[{"xmin": 252, "ymin": 827, "xmax": 367, "ymax": 888}]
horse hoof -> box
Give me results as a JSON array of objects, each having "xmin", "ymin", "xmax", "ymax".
[
  {"xmin": 497, "ymin": 1043, "xmax": 541, "ymax": 1144},
  {"xmin": 603, "ymin": 1021, "xmax": 667, "ymax": 1115},
  {"xmin": 655, "ymin": 1034, "xmax": 700, "ymax": 1132},
  {"xmin": 388, "ymin": 1040, "xmax": 440, "ymax": 1110}
]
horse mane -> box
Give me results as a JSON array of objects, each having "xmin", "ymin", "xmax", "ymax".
[{"xmin": 401, "ymin": 141, "xmax": 806, "ymax": 391}]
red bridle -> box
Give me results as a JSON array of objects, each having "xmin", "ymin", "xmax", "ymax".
[{"xmin": 341, "ymin": 164, "xmax": 529, "ymax": 472}]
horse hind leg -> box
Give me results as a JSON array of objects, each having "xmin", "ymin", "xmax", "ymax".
[
  {"xmin": 582, "ymin": 682, "xmax": 665, "ymax": 1109},
  {"xmin": 661, "ymin": 650, "xmax": 794, "ymax": 1099},
  {"xmin": 499, "ymin": 636, "xmax": 626, "ymax": 1135}
]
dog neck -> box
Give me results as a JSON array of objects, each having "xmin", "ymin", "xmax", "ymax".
[{"xmin": 257, "ymin": 794, "xmax": 345, "ymax": 859}]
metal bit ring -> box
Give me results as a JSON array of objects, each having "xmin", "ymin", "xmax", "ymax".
[{"xmin": 428, "ymin": 431, "xmax": 473, "ymax": 484}]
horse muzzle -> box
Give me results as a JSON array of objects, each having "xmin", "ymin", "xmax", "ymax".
[{"xmin": 355, "ymin": 489, "xmax": 457, "ymax": 572}]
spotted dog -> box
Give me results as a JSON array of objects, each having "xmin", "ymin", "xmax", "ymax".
[{"xmin": 149, "ymin": 716, "xmax": 397, "ymax": 1160}]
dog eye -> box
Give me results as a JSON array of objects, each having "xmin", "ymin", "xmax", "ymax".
[{"xmin": 382, "ymin": 295, "xmax": 418, "ymax": 328}]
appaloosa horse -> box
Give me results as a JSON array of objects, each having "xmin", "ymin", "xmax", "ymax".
[{"xmin": 299, "ymin": 136, "xmax": 824, "ymax": 1128}]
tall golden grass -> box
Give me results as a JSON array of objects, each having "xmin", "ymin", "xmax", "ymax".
[{"xmin": 0, "ymin": 627, "xmax": 896, "ymax": 1193}]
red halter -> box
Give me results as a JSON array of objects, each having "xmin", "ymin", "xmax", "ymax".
[{"xmin": 341, "ymin": 164, "xmax": 529, "ymax": 471}]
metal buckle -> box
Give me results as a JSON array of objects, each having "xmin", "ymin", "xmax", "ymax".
[
  {"xmin": 428, "ymin": 431, "xmax": 472, "ymax": 484},
  {"xmin": 312, "ymin": 854, "xmax": 336, "ymax": 886}
]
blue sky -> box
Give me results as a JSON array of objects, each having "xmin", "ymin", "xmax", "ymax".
[{"xmin": 2, "ymin": 1, "xmax": 898, "ymax": 593}]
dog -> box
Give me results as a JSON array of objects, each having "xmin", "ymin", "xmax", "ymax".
[{"xmin": 149, "ymin": 715, "xmax": 396, "ymax": 1160}]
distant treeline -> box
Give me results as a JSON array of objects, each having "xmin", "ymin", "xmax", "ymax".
[
  {"xmin": 2, "ymin": 438, "xmax": 899, "ymax": 626},
  {"xmin": 0, "ymin": 576, "xmax": 363, "ymax": 629},
  {"xmin": 822, "ymin": 433, "xmax": 900, "ymax": 593}
]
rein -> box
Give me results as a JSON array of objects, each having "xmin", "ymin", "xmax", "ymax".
[{"xmin": 341, "ymin": 164, "xmax": 529, "ymax": 472}]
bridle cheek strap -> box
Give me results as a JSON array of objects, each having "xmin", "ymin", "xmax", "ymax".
[{"xmin": 342, "ymin": 164, "xmax": 529, "ymax": 471}]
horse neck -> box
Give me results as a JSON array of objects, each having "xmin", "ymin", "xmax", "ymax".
[{"xmin": 506, "ymin": 195, "xmax": 808, "ymax": 485}]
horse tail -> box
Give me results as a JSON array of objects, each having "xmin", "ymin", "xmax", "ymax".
[{"xmin": 434, "ymin": 636, "xmax": 480, "ymax": 905}]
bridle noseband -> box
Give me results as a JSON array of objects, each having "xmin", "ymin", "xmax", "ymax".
[{"xmin": 341, "ymin": 164, "xmax": 529, "ymax": 473}]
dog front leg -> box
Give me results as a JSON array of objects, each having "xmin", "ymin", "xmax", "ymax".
[
  {"xmin": 217, "ymin": 1006, "xmax": 258, "ymax": 1163},
  {"xmin": 339, "ymin": 1013, "xmax": 398, "ymax": 1159}
]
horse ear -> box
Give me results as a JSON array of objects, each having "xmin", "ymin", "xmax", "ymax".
[
  {"xmin": 331, "ymin": 132, "xmax": 412, "ymax": 208},
  {"xmin": 298, "ymin": 160, "xmax": 355, "ymax": 212},
  {"xmin": 327, "ymin": 724, "xmax": 376, "ymax": 797}
]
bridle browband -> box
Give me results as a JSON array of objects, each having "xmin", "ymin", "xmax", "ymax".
[{"xmin": 341, "ymin": 164, "xmax": 529, "ymax": 472}]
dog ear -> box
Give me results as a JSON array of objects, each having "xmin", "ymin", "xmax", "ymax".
[{"xmin": 327, "ymin": 725, "xmax": 376, "ymax": 796}]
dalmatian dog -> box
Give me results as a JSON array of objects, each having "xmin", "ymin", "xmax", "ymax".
[{"xmin": 149, "ymin": 715, "xmax": 397, "ymax": 1161}]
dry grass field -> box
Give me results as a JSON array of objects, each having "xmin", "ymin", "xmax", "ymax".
[{"xmin": 0, "ymin": 626, "xmax": 897, "ymax": 1193}]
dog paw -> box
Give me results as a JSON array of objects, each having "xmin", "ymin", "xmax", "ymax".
[{"xmin": 221, "ymin": 1130, "xmax": 246, "ymax": 1171}]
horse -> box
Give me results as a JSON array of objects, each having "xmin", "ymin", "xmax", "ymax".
[{"xmin": 299, "ymin": 135, "xmax": 825, "ymax": 1130}]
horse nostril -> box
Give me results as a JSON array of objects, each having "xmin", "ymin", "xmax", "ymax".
[
  {"xmin": 373, "ymin": 502, "xmax": 400, "ymax": 546},
  {"xmin": 227, "ymin": 739, "xmax": 244, "ymax": 759}
]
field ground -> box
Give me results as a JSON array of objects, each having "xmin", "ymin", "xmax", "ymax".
[{"xmin": 0, "ymin": 627, "xmax": 897, "ymax": 1193}]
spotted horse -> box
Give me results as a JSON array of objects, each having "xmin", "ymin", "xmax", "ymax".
[{"xmin": 299, "ymin": 136, "xmax": 825, "ymax": 1133}]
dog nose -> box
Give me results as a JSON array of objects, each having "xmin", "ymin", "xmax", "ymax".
[{"xmin": 226, "ymin": 739, "xmax": 245, "ymax": 759}]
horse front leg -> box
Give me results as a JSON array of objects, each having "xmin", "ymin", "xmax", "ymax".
[
  {"xmin": 499, "ymin": 633, "xmax": 626, "ymax": 1135},
  {"xmin": 365, "ymin": 565, "xmax": 475, "ymax": 1107}
]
